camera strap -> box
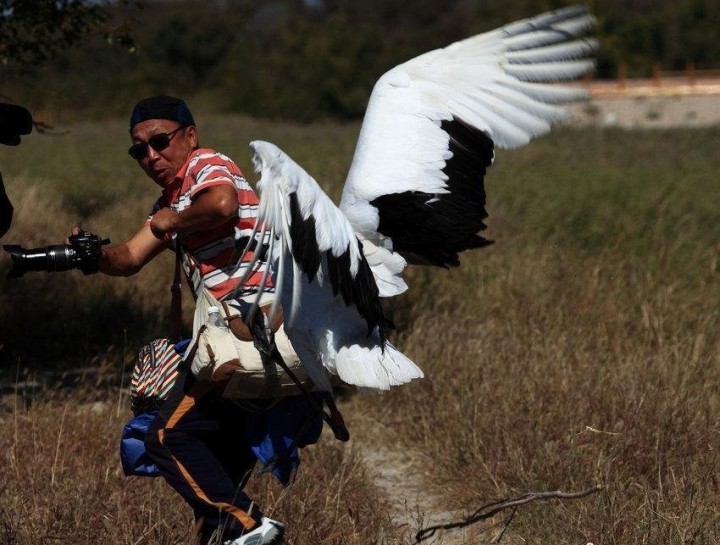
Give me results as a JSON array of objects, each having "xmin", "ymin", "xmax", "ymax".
[{"xmin": 168, "ymin": 247, "xmax": 183, "ymax": 343}]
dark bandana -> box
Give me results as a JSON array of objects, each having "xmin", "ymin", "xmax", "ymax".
[{"xmin": 129, "ymin": 96, "xmax": 195, "ymax": 131}]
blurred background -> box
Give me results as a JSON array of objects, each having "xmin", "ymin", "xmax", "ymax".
[{"xmin": 2, "ymin": 0, "xmax": 720, "ymax": 123}]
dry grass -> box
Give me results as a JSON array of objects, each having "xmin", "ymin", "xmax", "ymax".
[
  {"xmin": 379, "ymin": 249, "xmax": 718, "ymax": 543},
  {"xmin": 0, "ymin": 388, "xmax": 399, "ymax": 545},
  {"xmin": 370, "ymin": 128, "xmax": 720, "ymax": 543},
  {"xmin": 0, "ymin": 119, "xmax": 718, "ymax": 544},
  {"xmin": 0, "ymin": 389, "xmax": 187, "ymax": 545}
]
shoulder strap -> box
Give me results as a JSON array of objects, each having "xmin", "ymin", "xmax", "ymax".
[{"xmin": 168, "ymin": 247, "xmax": 183, "ymax": 342}]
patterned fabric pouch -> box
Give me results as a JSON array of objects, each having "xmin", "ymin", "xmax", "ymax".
[{"xmin": 130, "ymin": 338, "xmax": 186, "ymax": 415}]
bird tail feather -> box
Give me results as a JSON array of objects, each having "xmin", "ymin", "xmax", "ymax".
[{"xmin": 335, "ymin": 341, "xmax": 423, "ymax": 390}]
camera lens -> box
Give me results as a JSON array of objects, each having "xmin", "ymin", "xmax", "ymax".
[
  {"xmin": 30, "ymin": 244, "xmax": 76, "ymax": 271},
  {"xmin": 4, "ymin": 244, "xmax": 77, "ymax": 276},
  {"xmin": 3, "ymin": 231, "xmax": 107, "ymax": 278}
]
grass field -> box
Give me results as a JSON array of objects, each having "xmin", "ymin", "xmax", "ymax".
[{"xmin": 0, "ymin": 118, "xmax": 718, "ymax": 544}]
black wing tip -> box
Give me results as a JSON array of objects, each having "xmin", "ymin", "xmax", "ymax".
[
  {"xmin": 401, "ymin": 238, "xmax": 494, "ymax": 268},
  {"xmin": 371, "ymin": 116, "xmax": 495, "ymax": 268},
  {"xmin": 326, "ymin": 242, "xmax": 388, "ymax": 339},
  {"xmin": 289, "ymin": 192, "xmax": 321, "ymax": 281}
]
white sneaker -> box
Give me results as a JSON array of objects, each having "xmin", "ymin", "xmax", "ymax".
[{"xmin": 224, "ymin": 517, "xmax": 285, "ymax": 545}]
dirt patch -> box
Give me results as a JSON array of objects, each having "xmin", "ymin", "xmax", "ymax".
[{"xmin": 344, "ymin": 410, "xmax": 521, "ymax": 545}]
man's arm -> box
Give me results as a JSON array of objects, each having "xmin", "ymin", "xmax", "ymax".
[
  {"xmin": 150, "ymin": 185, "xmax": 238, "ymax": 239},
  {"xmin": 92, "ymin": 225, "xmax": 169, "ymax": 277},
  {"xmin": 75, "ymin": 185, "xmax": 237, "ymax": 277}
]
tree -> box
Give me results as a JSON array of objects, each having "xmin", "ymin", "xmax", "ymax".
[{"xmin": 0, "ymin": 0, "xmax": 140, "ymax": 69}]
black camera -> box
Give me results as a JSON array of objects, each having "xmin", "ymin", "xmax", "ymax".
[{"xmin": 3, "ymin": 231, "xmax": 110, "ymax": 278}]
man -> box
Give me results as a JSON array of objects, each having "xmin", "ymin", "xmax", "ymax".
[
  {"xmin": 90, "ymin": 96, "xmax": 286, "ymax": 545},
  {"xmin": 0, "ymin": 103, "xmax": 33, "ymax": 239}
]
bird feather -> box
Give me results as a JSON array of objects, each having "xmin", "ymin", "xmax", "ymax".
[{"xmin": 228, "ymin": 5, "xmax": 596, "ymax": 391}]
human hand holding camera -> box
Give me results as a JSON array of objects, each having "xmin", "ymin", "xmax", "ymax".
[{"xmin": 3, "ymin": 229, "xmax": 110, "ymax": 278}]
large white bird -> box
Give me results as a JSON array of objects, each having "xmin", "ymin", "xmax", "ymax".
[{"xmin": 235, "ymin": 5, "xmax": 597, "ymax": 392}]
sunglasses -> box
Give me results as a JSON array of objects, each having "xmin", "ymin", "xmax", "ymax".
[{"xmin": 128, "ymin": 126, "xmax": 185, "ymax": 160}]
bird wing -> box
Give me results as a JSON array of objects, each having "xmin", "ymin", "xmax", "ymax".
[
  {"xmin": 234, "ymin": 6, "xmax": 595, "ymax": 390},
  {"xmin": 339, "ymin": 4, "xmax": 596, "ymax": 288},
  {"xmin": 246, "ymin": 140, "xmax": 423, "ymax": 391}
]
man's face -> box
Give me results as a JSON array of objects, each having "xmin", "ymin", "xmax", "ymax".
[{"xmin": 130, "ymin": 119, "xmax": 198, "ymax": 187}]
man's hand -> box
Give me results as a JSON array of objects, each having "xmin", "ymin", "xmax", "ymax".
[
  {"xmin": 150, "ymin": 186, "xmax": 238, "ymax": 240},
  {"xmin": 150, "ymin": 207, "xmax": 179, "ymax": 239},
  {"xmin": 65, "ymin": 224, "xmax": 168, "ymax": 277},
  {"xmin": 66, "ymin": 225, "xmax": 82, "ymax": 244}
]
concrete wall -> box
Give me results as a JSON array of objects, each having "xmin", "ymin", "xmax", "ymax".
[{"xmin": 565, "ymin": 78, "xmax": 720, "ymax": 129}]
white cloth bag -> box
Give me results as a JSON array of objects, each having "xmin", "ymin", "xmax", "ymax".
[{"xmin": 189, "ymin": 287, "xmax": 311, "ymax": 399}]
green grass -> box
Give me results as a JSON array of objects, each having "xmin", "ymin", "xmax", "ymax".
[{"xmin": 0, "ymin": 119, "xmax": 718, "ymax": 544}]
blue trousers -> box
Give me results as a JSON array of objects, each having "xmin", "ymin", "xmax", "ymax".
[{"xmin": 145, "ymin": 367, "xmax": 263, "ymax": 544}]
